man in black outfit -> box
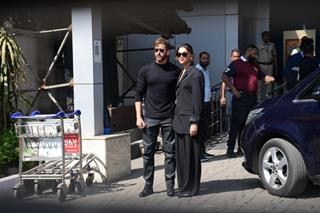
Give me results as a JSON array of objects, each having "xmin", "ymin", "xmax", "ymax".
[
  {"xmin": 135, "ymin": 37, "xmax": 180, "ymax": 197},
  {"xmin": 298, "ymin": 43, "xmax": 319, "ymax": 82}
]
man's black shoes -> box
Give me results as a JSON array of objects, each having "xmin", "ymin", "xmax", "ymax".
[
  {"xmin": 177, "ymin": 191, "xmax": 199, "ymax": 198},
  {"xmin": 167, "ymin": 184, "xmax": 175, "ymax": 197},
  {"xmin": 204, "ymin": 152, "xmax": 215, "ymax": 159},
  {"xmin": 227, "ymin": 147, "xmax": 244, "ymax": 158},
  {"xmin": 201, "ymin": 151, "xmax": 215, "ymax": 162},
  {"xmin": 200, "ymin": 154, "xmax": 209, "ymax": 162},
  {"xmin": 139, "ymin": 184, "xmax": 153, "ymax": 197},
  {"xmin": 237, "ymin": 148, "xmax": 244, "ymax": 156},
  {"xmin": 177, "ymin": 192, "xmax": 191, "ymax": 198},
  {"xmin": 226, "ymin": 151, "xmax": 237, "ymax": 158},
  {"xmin": 139, "ymin": 184, "xmax": 176, "ymax": 197}
]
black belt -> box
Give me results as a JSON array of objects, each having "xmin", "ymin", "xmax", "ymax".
[
  {"xmin": 204, "ymin": 101, "xmax": 211, "ymax": 105},
  {"xmin": 258, "ymin": 61, "xmax": 273, "ymax": 65},
  {"xmin": 238, "ymin": 90, "xmax": 256, "ymax": 96}
]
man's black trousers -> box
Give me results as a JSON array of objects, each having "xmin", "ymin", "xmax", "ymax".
[
  {"xmin": 142, "ymin": 119, "xmax": 175, "ymax": 187},
  {"xmin": 227, "ymin": 92, "xmax": 257, "ymax": 153},
  {"xmin": 199, "ymin": 102, "xmax": 211, "ymax": 153}
]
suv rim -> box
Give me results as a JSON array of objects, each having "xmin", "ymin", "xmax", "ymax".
[{"xmin": 262, "ymin": 147, "xmax": 288, "ymax": 189}]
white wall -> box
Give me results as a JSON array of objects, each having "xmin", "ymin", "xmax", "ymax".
[
  {"xmin": 121, "ymin": 0, "xmax": 239, "ymax": 95},
  {"xmin": 174, "ymin": 15, "xmax": 226, "ymax": 86},
  {"xmin": 118, "ymin": 0, "xmax": 270, "ymax": 103},
  {"xmin": 117, "ymin": 34, "xmax": 178, "ymax": 105},
  {"xmin": 239, "ymin": 0, "xmax": 270, "ymax": 50}
]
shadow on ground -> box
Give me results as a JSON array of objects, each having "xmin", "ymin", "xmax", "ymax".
[
  {"xmin": 299, "ymin": 182, "xmax": 320, "ymax": 198},
  {"xmin": 119, "ymin": 164, "xmax": 165, "ymax": 181},
  {"xmin": 199, "ymin": 178, "xmax": 320, "ymax": 199},
  {"xmin": 199, "ymin": 178, "xmax": 263, "ymax": 195},
  {"xmin": 202, "ymin": 153, "xmax": 244, "ymax": 163},
  {"xmin": 0, "ymin": 198, "xmax": 175, "ymax": 213},
  {"xmin": 20, "ymin": 181, "xmax": 137, "ymax": 203}
]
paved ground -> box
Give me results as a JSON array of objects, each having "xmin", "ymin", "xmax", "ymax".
[{"xmin": 2, "ymin": 134, "xmax": 320, "ymax": 213}]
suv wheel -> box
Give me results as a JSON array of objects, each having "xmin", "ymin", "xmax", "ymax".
[{"xmin": 258, "ymin": 138, "xmax": 308, "ymax": 197}]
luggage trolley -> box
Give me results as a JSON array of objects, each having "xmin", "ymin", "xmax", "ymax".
[
  {"xmin": 11, "ymin": 110, "xmax": 107, "ymax": 201},
  {"xmin": 210, "ymin": 83, "xmax": 223, "ymax": 135},
  {"xmin": 208, "ymin": 82, "xmax": 229, "ymax": 144}
]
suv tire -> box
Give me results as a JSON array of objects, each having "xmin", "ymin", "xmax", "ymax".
[{"xmin": 258, "ymin": 138, "xmax": 308, "ymax": 197}]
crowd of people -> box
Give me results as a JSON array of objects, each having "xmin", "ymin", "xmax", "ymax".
[{"xmin": 134, "ymin": 34, "xmax": 319, "ymax": 198}]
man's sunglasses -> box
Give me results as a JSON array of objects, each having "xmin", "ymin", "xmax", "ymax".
[
  {"xmin": 154, "ymin": 48, "xmax": 165, "ymax": 53},
  {"xmin": 176, "ymin": 52, "xmax": 188, "ymax": 57}
]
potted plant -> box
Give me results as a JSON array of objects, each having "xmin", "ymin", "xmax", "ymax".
[
  {"xmin": 0, "ymin": 129, "xmax": 19, "ymax": 177},
  {"xmin": 0, "ymin": 19, "xmax": 30, "ymax": 176}
]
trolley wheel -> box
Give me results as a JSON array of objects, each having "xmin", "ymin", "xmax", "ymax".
[
  {"xmin": 68, "ymin": 180, "xmax": 75, "ymax": 193},
  {"xmin": 85, "ymin": 174, "xmax": 94, "ymax": 187},
  {"xmin": 57, "ymin": 188, "xmax": 66, "ymax": 202},
  {"xmin": 74, "ymin": 182, "xmax": 83, "ymax": 195},
  {"xmin": 13, "ymin": 189, "xmax": 23, "ymax": 201},
  {"xmin": 34, "ymin": 183, "xmax": 42, "ymax": 195},
  {"xmin": 51, "ymin": 181, "xmax": 58, "ymax": 193}
]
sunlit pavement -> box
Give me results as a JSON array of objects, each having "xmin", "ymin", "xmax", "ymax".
[{"xmin": 2, "ymin": 133, "xmax": 320, "ymax": 213}]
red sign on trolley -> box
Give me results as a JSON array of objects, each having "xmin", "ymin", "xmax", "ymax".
[{"xmin": 64, "ymin": 134, "xmax": 80, "ymax": 154}]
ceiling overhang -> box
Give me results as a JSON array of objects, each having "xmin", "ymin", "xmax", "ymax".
[{"xmin": 0, "ymin": 0, "xmax": 193, "ymax": 38}]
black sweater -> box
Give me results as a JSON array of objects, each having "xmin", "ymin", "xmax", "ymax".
[
  {"xmin": 135, "ymin": 61, "xmax": 180, "ymax": 119},
  {"xmin": 299, "ymin": 56, "xmax": 319, "ymax": 81}
]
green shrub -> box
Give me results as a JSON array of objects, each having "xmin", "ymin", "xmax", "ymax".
[
  {"xmin": 0, "ymin": 128, "xmax": 19, "ymax": 174},
  {"xmin": 1, "ymin": 25, "xmax": 30, "ymax": 132}
]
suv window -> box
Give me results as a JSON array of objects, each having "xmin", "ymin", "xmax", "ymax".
[{"xmin": 298, "ymin": 76, "xmax": 320, "ymax": 100}]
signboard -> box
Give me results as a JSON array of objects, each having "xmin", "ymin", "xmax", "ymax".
[
  {"xmin": 22, "ymin": 134, "xmax": 80, "ymax": 160},
  {"xmin": 21, "ymin": 119, "xmax": 80, "ymax": 160},
  {"xmin": 64, "ymin": 133, "xmax": 80, "ymax": 154},
  {"xmin": 93, "ymin": 40, "xmax": 102, "ymax": 63},
  {"xmin": 23, "ymin": 138, "xmax": 62, "ymax": 160}
]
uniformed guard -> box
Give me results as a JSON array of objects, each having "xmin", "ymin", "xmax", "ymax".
[{"xmin": 257, "ymin": 31, "xmax": 278, "ymax": 101}]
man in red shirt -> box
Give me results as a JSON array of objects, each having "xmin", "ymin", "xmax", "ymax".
[{"xmin": 222, "ymin": 44, "xmax": 274, "ymax": 157}]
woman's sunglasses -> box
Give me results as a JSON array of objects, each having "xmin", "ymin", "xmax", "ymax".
[{"xmin": 176, "ymin": 52, "xmax": 188, "ymax": 57}]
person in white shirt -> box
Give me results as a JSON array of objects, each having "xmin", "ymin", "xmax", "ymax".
[
  {"xmin": 195, "ymin": 51, "xmax": 215, "ymax": 161},
  {"xmin": 220, "ymin": 49, "xmax": 241, "ymax": 131}
]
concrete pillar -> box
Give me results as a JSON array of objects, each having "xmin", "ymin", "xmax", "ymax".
[
  {"xmin": 255, "ymin": 0, "xmax": 270, "ymax": 44},
  {"xmin": 72, "ymin": 7, "xmax": 104, "ymax": 136},
  {"xmin": 225, "ymin": 0, "xmax": 239, "ymax": 66}
]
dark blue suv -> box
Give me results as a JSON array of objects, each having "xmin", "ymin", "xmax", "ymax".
[{"xmin": 241, "ymin": 68, "xmax": 320, "ymax": 197}]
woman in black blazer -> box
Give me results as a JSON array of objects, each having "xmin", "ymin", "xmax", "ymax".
[{"xmin": 173, "ymin": 43, "xmax": 204, "ymax": 197}]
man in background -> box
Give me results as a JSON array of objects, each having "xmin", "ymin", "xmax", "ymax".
[
  {"xmin": 222, "ymin": 44, "xmax": 274, "ymax": 158},
  {"xmin": 283, "ymin": 36, "xmax": 314, "ymax": 90},
  {"xmin": 220, "ymin": 48, "xmax": 241, "ymax": 131},
  {"xmin": 196, "ymin": 51, "xmax": 215, "ymax": 162},
  {"xmin": 257, "ymin": 31, "xmax": 278, "ymax": 101}
]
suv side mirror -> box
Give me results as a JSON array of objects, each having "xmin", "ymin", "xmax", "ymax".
[{"xmin": 311, "ymin": 86, "xmax": 320, "ymax": 101}]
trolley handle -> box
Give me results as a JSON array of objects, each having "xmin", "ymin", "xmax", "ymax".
[
  {"xmin": 64, "ymin": 109, "xmax": 81, "ymax": 118},
  {"xmin": 10, "ymin": 111, "xmax": 65, "ymax": 119},
  {"xmin": 10, "ymin": 110, "xmax": 81, "ymax": 119}
]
